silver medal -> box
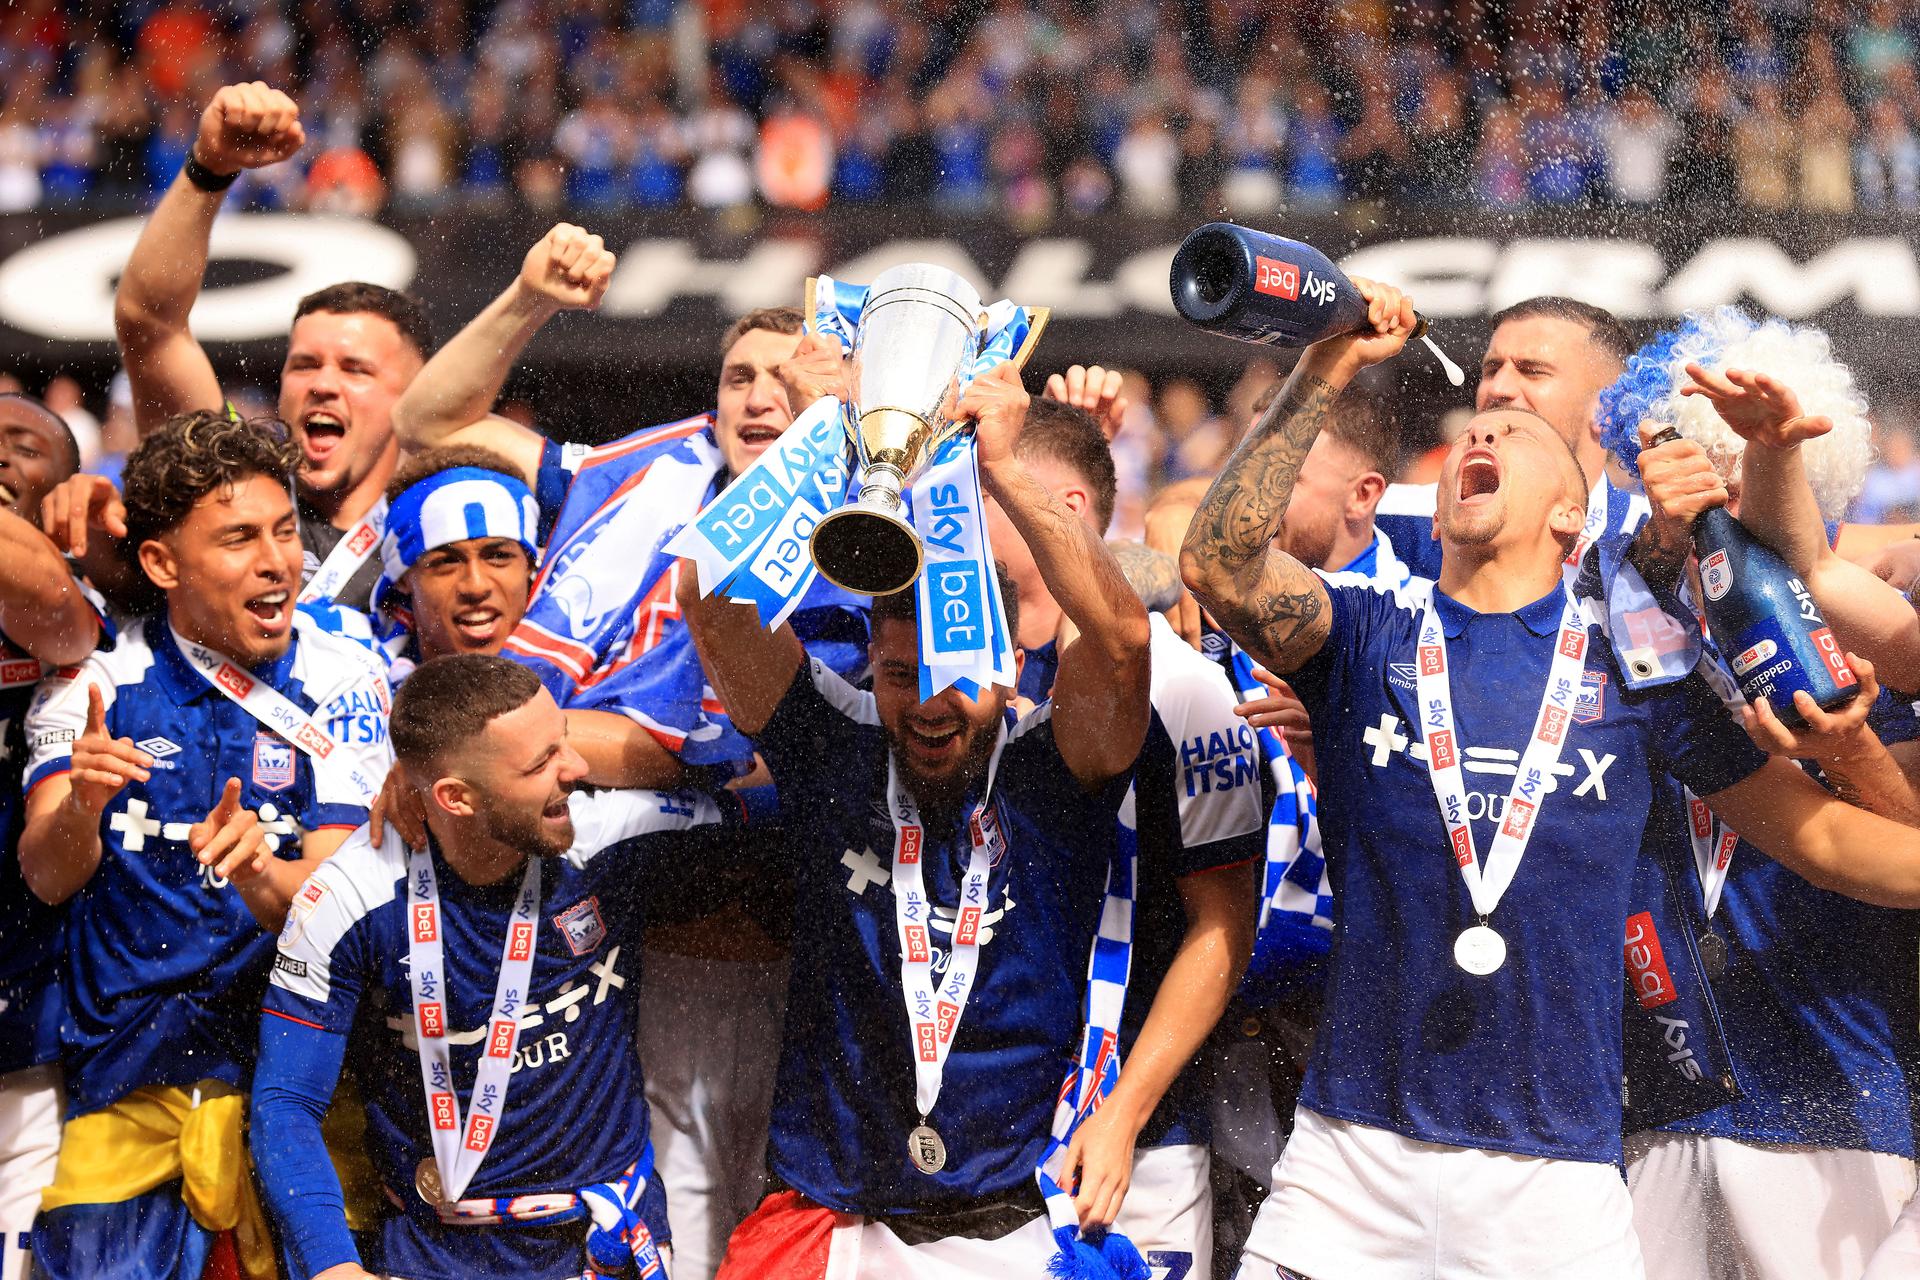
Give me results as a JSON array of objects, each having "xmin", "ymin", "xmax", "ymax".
[
  {"xmin": 1697, "ymin": 930, "xmax": 1729, "ymax": 980},
  {"xmin": 1453, "ymin": 924, "xmax": 1507, "ymax": 976},
  {"xmin": 907, "ymin": 1123, "xmax": 947, "ymax": 1174},
  {"xmin": 414, "ymin": 1155, "xmax": 446, "ymax": 1206}
]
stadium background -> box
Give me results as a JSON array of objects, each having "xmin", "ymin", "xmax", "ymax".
[{"xmin": 6, "ymin": 0, "xmax": 1920, "ymax": 530}]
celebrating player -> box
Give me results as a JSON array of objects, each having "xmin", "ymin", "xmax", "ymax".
[
  {"xmin": 493, "ymin": 306, "xmax": 867, "ymax": 1280},
  {"xmin": 253, "ymin": 654, "xmax": 733, "ymax": 1280},
  {"xmin": 113, "ymin": 82, "xmax": 438, "ymax": 610},
  {"xmin": 682, "ymin": 362, "xmax": 1151, "ymax": 1275},
  {"xmin": 1182, "ymin": 280, "xmax": 1920, "ymax": 1280},
  {"xmin": 0, "ymin": 394, "xmax": 104, "ymax": 1280},
  {"xmin": 17, "ymin": 411, "xmax": 392, "ymax": 1278},
  {"xmin": 982, "ymin": 398, "xmax": 1261, "ymax": 1277}
]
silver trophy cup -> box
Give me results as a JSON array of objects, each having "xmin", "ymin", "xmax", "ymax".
[{"xmin": 807, "ymin": 264, "xmax": 985, "ymax": 596}]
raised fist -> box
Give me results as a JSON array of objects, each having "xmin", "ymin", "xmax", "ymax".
[
  {"xmin": 519, "ymin": 223, "xmax": 616, "ymax": 312},
  {"xmin": 195, "ymin": 82, "xmax": 305, "ymax": 175}
]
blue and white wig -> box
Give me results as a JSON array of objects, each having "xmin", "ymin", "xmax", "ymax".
[
  {"xmin": 372, "ymin": 466, "xmax": 540, "ymax": 615},
  {"xmin": 1597, "ymin": 307, "xmax": 1873, "ymax": 522}
]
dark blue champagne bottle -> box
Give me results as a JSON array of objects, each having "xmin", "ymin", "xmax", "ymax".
[
  {"xmin": 1686, "ymin": 498, "xmax": 1859, "ymax": 729},
  {"xmin": 1169, "ymin": 221, "xmax": 1429, "ymax": 348}
]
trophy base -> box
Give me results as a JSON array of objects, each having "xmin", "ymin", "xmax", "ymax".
[{"xmin": 811, "ymin": 505, "xmax": 925, "ymax": 596}]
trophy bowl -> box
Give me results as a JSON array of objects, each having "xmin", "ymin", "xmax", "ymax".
[{"xmin": 808, "ymin": 263, "xmax": 985, "ymax": 597}]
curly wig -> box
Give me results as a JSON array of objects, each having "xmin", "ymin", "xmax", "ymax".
[{"xmin": 1596, "ymin": 308, "xmax": 1872, "ymax": 521}]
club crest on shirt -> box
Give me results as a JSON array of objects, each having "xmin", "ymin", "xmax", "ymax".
[
  {"xmin": 280, "ymin": 878, "xmax": 328, "ymax": 947},
  {"xmin": 1572, "ymin": 669, "xmax": 1608, "ymax": 724},
  {"xmin": 553, "ymin": 897, "xmax": 607, "ymax": 956},
  {"xmin": 253, "ymin": 732, "xmax": 296, "ymax": 792}
]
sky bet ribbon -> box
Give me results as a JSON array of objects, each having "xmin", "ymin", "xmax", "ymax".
[
  {"xmin": 908, "ymin": 435, "xmax": 1017, "ymax": 702},
  {"xmin": 666, "ymin": 395, "xmax": 852, "ymax": 630},
  {"xmin": 669, "ymin": 279, "xmax": 1029, "ymax": 697}
]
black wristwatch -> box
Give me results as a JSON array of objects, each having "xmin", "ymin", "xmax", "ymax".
[{"xmin": 182, "ymin": 151, "xmax": 239, "ymax": 192}]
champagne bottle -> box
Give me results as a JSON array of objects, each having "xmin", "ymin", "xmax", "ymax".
[
  {"xmin": 1170, "ymin": 222, "xmax": 1461, "ymax": 383},
  {"xmin": 1680, "ymin": 484, "xmax": 1859, "ymax": 729}
]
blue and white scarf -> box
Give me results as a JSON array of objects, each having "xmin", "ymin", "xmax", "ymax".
[
  {"xmin": 1227, "ymin": 645, "xmax": 1331, "ymax": 1001},
  {"xmin": 1032, "ymin": 789, "xmax": 1146, "ymax": 1280}
]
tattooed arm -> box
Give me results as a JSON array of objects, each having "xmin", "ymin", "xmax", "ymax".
[{"xmin": 1180, "ymin": 279, "xmax": 1417, "ymax": 675}]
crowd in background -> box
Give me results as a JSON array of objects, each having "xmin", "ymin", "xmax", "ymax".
[{"xmin": 10, "ymin": 0, "xmax": 1920, "ymax": 216}]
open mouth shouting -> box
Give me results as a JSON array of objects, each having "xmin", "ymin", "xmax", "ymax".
[
  {"xmin": 0, "ymin": 481, "xmax": 16, "ymax": 511},
  {"xmin": 1457, "ymin": 447, "xmax": 1502, "ymax": 506},
  {"xmin": 244, "ymin": 589, "xmax": 292, "ymax": 636},
  {"xmin": 735, "ymin": 421, "xmax": 784, "ymax": 455},
  {"xmin": 901, "ymin": 717, "xmax": 966, "ymax": 771},
  {"xmin": 298, "ymin": 411, "xmax": 347, "ymax": 467}
]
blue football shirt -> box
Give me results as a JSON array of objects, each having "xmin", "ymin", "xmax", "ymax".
[
  {"xmin": 22, "ymin": 612, "xmax": 390, "ymax": 1115},
  {"xmin": 261, "ymin": 789, "xmax": 728, "ymax": 1279},
  {"xmin": 1288, "ymin": 578, "xmax": 1768, "ymax": 1163},
  {"xmin": 753, "ymin": 658, "xmax": 1132, "ymax": 1214}
]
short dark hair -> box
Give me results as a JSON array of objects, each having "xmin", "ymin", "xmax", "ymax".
[
  {"xmin": 871, "ymin": 560, "xmax": 1021, "ymax": 652},
  {"xmin": 719, "ymin": 306, "xmax": 804, "ymax": 359},
  {"xmin": 294, "ymin": 282, "xmax": 434, "ymax": 361},
  {"xmin": 391, "ymin": 654, "xmax": 543, "ymax": 770},
  {"xmin": 1017, "ymin": 398, "xmax": 1117, "ymax": 533},
  {"xmin": 1323, "ymin": 387, "xmax": 1399, "ymax": 477},
  {"xmin": 0, "ymin": 392, "xmax": 80, "ymax": 477},
  {"xmin": 122, "ymin": 410, "xmax": 304, "ymax": 547},
  {"xmin": 385, "ymin": 443, "xmax": 527, "ymax": 504},
  {"xmin": 1488, "ymin": 296, "xmax": 1636, "ymax": 368}
]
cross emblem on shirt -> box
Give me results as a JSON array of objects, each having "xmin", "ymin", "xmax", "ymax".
[
  {"xmin": 109, "ymin": 798, "xmax": 162, "ymax": 851},
  {"xmin": 841, "ymin": 847, "xmax": 890, "ymax": 896},
  {"xmin": 1363, "ymin": 714, "xmax": 1410, "ymax": 767}
]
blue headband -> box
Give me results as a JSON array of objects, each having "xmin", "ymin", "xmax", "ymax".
[{"xmin": 372, "ymin": 467, "xmax": 539, "ymax": 613}]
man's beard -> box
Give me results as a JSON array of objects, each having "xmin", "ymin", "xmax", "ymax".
[
  {"xmin": 477, "ymin": 789, "xmax": 574, "ymax": 859},
  {"xmin": 892, "ymin": 716, "xmax": 1001, "ymax": 816}
]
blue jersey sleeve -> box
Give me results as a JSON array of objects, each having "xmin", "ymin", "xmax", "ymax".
[
  {"xmin": 252, "ymin": 1010, "xmax": 357, "ymax": 1275},
  {"xmin": 752, "ymin": 657, "xmax": 871, "ymax": 808},
  {"xmin": 534, "ymin": 438, "xmax": 589, "ymax": 546},
  {"xmin": 1282, "ymin": 579, "xmax": 1412, "ymax": 729},
  {"xmin": 1649, "ymin": 672, "xmax": 1771, "ymax": 798}
]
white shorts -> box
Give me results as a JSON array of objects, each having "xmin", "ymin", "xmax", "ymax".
[
  {"xmin": 1626, "ymin": 1130, "xmax": 1914, "ymax": 1280},
  {"xmin": 1236, "ymin": 1106, "xmax": 1644, "ymax": 1280},
  {"xmin": 638, "ymin": 951, "xmax": 788, "ymax": 1280},
  {"xmin": 1114, "ymin": 1142, "xmax": 1213, "ymax": 1280},
  {"xmin": 0, "ymin": 1065, "xmax": 61, "ymax": 1280},
  {"xmin": 826, "ymin": 1212, "xmax": 1060, "ymax": 1279},
  {"xmin": 1865, "ymin": 1180, "xmax": 1920, "ymax": 1280}
]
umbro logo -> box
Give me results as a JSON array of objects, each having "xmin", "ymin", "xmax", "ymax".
[
  {"xmin": 136, "ymin": 737, "xmax": 181, "ymax": 758},
  {"xmin": 1388, "ymin": 663, "xmax": 1418, "ymax": 692}
]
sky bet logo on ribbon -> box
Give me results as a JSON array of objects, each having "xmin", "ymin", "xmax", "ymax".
[{"xmin": 911, "ymin": 435, "xmax": 1016, "ymax": 701}]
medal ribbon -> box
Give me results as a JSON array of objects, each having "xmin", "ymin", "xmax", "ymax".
[
  {"xmin": 406, "ymin": 848, "xmax": 541, "ymax": 1203},
  {"xmin": 173, "ymin": 630, "xmax": 379, "ymax": 804},
  {"xmin": 1683, "ymin": 786, "xmax": 1738, "ymax": 919},
  {"xmin": 887, "ymin": 722, "xmax": 1008, "ymax": 1122},
  {"xmin": 1412, "ymin": 591, "xmax": 1589, "ymax": 921},
  {"xmin": 299, "ymin": 497, "xmax": 388, "ymax": 605},
  {"xmin": 909, "ymin": 436, "xmax": 1018, "ymax": 701}
]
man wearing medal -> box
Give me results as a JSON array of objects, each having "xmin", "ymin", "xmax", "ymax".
[
  {"xmin": 1621, "ymin": 359, "xmax": 1920, "ymax": 1280},
  {"xmin": 1181, "ymin": 281, "xmax": 1920, "ymax": 1280},
  {"xmin": 678, "ymin": 363, "xmax": 1154, "ymax": 1277},
  {"xmin": 18, "ymin": 410, "xmax": 393, "ymax": 1279},
  {"xmin": 252, "ymin": 654, "xmax": 731, "ymax": 1280}
]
